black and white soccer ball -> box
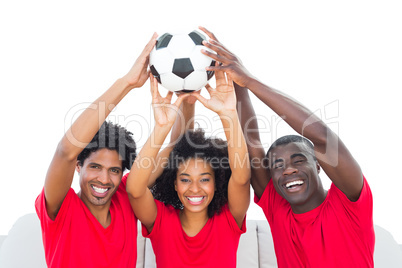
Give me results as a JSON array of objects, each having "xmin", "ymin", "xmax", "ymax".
[{"xmin": 149, "ymin": 30, "xmax": 215, "ymax": 92}]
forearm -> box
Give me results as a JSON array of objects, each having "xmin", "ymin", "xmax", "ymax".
[
  {"xmin": 234, "ymin": 83, "xmax": 265, "ymax": 150},
  {"xmin": 247, "ymin": 78, "xmax": 329, "ymax": 145},
  {"xmin": 147, "ymin": 101, "xmax": 195, "ymax": 187},
  {"xmin": 170, "ymin": 100, "xmax": 195, "ymax": 143},
  {"xmin": 61, "ymin": 78, "xmax": 133, "ymax": 159},
  {"xmin": 234, "ymin": 84, "xmax": 270, "ymax": 196},
  {"xmin": 127, "ymin": 125, "xmax": 171, "ymax": 198},
  {"xmin": 219, "ymin": 111, "xmax": 250, "ymax": 185}
]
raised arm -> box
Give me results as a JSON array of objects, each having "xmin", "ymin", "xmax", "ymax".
[
  {"xmin": 191, "ymin": 69, "xmax": 250, "ymax": 228},
  {"xmin": 44, "ymin": 34, "xmax": 157, "ymax": 220},
  {"xmin": 147, "ymin": 96, "xmax": 196, "ymax": 187},
  {"xmin": 199, "ymin": 27, "xmax": 269, "ymax": 199},
  {"xmin": 242, "ymin": 79, "xmax": 362, "ymax": 200},
  {"xmin": 234, "ymin": 84, "xmax": 271, "ymax": 198},
  {"xmin": 200, "ymin": 27, "xmax": 363, "ymax": 201},
  {"xmin": 126, "ymin": 75, "xmax": 188, "ymax": 231}
]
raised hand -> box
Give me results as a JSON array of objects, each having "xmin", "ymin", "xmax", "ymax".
[
  {"xmin": 191, "ymin": 66, "xmax": 236, "ymax": 116},
  {"xmin": 150, "ymin": 74, "xmax": 188, "ymax": 127},
  {"xmin": 198, "ymin": 26, "xmax": 255, "ymax": 88},
  {"xmin": 122, "ymin": 33, "xmax": 158, "ymax": 89}
]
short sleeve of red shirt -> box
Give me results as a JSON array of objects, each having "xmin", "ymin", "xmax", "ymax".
[
  {"xmin": 142, "ymin": 200, "xmax": 246, "ymax": 268},
  {"xmin": 35, "ymin": 174, "xmax": 138, "ymax": 268},
  {"xmin": 254, "ymin": 176, "xmax": 375, "ymax": 268}
]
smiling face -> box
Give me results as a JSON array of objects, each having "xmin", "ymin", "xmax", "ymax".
[
  {"xmin": 269, "ymin": 142, "xmax": 326, "ymax": 213},
  {"xmin": 76, "ymin": 148, "xmax": 123, "ymax": 210},
  {"xmin": 174, "ymin": 158, "xmax": 216, "ymax": 216}
]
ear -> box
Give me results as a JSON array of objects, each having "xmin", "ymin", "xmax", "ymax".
[
  {"xmin": 76, "ymin": 161, "xmax": 81, "ymax": 173},
  {"xmin": 174, "ymin": 179, "xmax": 177, "ymax": 191},
  {"xmin": 316, "ymin": 161, "xmax": 321, "ymax": 174}
]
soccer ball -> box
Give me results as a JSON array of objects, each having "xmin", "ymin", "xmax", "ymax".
[{"xmin": 149, "ymin": 30, "xmax": 215, "ymax": 92}]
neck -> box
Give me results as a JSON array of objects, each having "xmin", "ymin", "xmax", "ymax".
[
  {"xmin": 291, "ymin": 188, "xmax": 328, "ymax": 214},
  {"xmin": 78, "ymin": 192, "xmax": 112, "ymax": 228},
  {"xmin": 180, "ymin": 209, "xmax": 209, "ymax": 237}
]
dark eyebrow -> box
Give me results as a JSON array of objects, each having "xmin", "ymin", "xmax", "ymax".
[
  {"xmin": 88, "ymin": 163, "xmax": 122, "ymax": 171},
  {"xmin": 290, "ymin": 153, "xmax": 307, "ymax": 159},
  {"xmin": 179, "ymin": 172, "xmax": 212, "ymax": 176},
  {"xmin": 271, "ymin": 158, "xmax": 283, "ymax": 168}
]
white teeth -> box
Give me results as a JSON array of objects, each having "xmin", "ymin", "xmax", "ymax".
[
  {"xmin": 187, "ymin": 197, "xmax": 203, "ymax": 202},
  {"xmin": 92, "ymin": 186, "xmax": 108, "ymax": 194},
  {"xmin": 286, "ymin": 180, "xmax": 304, "ymax": 188}
]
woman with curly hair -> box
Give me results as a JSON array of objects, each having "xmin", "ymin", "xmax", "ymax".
[{"xmin": 126, "ymin": 65, "xmax": 251, "ymax": 267}]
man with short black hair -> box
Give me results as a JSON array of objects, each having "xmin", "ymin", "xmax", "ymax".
[
  {"xmin": 35, "ymin": 33, "xmax": 157, "ymax": 268},
  {"xmin": 200, "ymin": 26, "xmax": 375, "ymax": 267}
]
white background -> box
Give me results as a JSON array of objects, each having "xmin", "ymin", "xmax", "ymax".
[{"xmin": 1, "ymin": 0, "xmax": 402, "ymax": 245}]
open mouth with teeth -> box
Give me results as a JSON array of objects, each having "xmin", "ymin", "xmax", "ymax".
[
  {"xmin": 284, "ymin": 180, "xmax": 305, "ymax": 191},
  {"xmin": 91, "ymin": 185, "xmax": 110, "ymax": 197},
  {"xmin": 186, "ymin": 196, "xmax": 205, "ymax": 205}
]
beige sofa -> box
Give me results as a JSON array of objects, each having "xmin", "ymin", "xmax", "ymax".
[{"xmin": 1, "ymin": 213, "xmax": 402, "ymax": 267}]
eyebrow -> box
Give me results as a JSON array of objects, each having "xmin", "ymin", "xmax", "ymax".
[
  {"xmin": 88, "ymin": 162, "xmax": 122, "ymax": 170},
  {"xmin": 290, "ymin": 153, "xmax": 307, "ymax": 159},
  {"xmin": 179, "ymin": 172, "xmax": 212, "ymax": 176},
  {"xmin": 271, "ymin": 153, "xmax": 307, "ymax": 167}
]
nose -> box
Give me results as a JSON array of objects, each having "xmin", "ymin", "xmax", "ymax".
[
  {"xmin": 97, "ymin": 169, "xmax": 110, "ymax": 185},
  {"xmin": 283, "ymin": 165, "xmax": 298, "ymax": 176},
  {"xmin": 189, "ymin": 181, "xmax": 200, "ymax": 193}
]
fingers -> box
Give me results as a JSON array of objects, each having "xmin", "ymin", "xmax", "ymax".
[
  {"xmin": 141, "ymin": 32, "xmax": 158, "ymax": 58},
  {"xmin": 190, "ymin": 91, "xmax": 208, "ymax": 108},
  {"xmin": 226, "ymin": 74, "xmax": 235, "ymax": 89},
  {"xmin": 204, "ymin": 84, "xmax": 214, "ymax": 95},
  {"xmin": 198, "ymin": 26, "xmax": 219, "ymax": 42},
  {"xmin": 213, "ymin": 61, "xmax": 226, "ymax": 80},
  {"xmin": 165, "ymin": 91, "xmax": 174, "ymax": 103},
  {"xmin": 150, "ymin": 74, "xmax": 160, "ymax": 102},
  {"xmin": 173, "ymin": 93, "xmax": 189, "ymax": 108}
]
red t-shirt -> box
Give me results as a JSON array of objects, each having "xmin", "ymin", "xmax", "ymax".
[
  {"xmin": 255, "ymin": 176, "xmax": 374, "ymax": 268},
  {"xmin": 35, "ymin": 176, "xmax": 137, "ymax": 268},
  {"xmin": 143, "ymin": 199, "xmax": 246, "ymax": 268}
]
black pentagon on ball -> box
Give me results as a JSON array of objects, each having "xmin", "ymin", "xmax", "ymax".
[
  {"xmin": 172, "ymin": 58, "xmax": 194, "ymax": 79},
  {"xmin": 150, "ymin": 65, "xmax": 161, "ymax": 83},
  {"xmin": 156, "ymin": 33, "xmax": 173, "ymax": 50},
  {"xmin": 188, "ymin": 31, "xmax": 206, "ymax": 46}
]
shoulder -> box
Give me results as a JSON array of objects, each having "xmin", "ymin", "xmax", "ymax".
[
  {"xmin": 215, "ymin": 204, "xmax": 246, "ymax": 234},
  {"xmin": 35, "ymin": 187, "xmax": 78, "ymax": 226},
  {"xmin": 329, "ymin": 175, "xmax": 372, "ymax": 205}
]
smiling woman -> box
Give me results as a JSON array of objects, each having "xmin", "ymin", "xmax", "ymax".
[
  {"xmin": 151, "ymin": 129, "xmax": 231, "ymax": 218},
  {"xmin": 125, "ymin": 58, "xmax": 251, "ymax": 267}
]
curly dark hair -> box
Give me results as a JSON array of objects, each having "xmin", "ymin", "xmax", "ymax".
[
  {"xmin": 151, "ymin": 129, "xmax": 231, "ymax": 218},
  {"xmin": 77, "ymin": 121, "xmax": 137, "ymax": 171}
]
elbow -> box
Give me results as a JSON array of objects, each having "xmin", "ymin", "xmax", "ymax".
[
  {"xmin": 55, "ymin": 139, "xmax": 80, "ymax": 162},
  {"xmin": 232, "ymin": 167, "xmax": 251, "ymax": 186},
  {"xmin": 304, "ymin": 121, "xmax": 336, "ymax": 147},
  {"xmin": 126, "ymin": 180, "xmax": 147, "ymax": 199}
]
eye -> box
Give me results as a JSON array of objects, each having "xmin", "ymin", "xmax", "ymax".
[
  {"xmin": 90, "ymin": 165, "xmax": 100, "ymax": 169},
  {"xmin": 273, "ymin": 162, "xmax": 284, "ymax": 169},
  {"xmin": 293, "ymin": 157, "xmax": 306, "ymax": 165},
  {"xmin": 110, "ymin": 168, "xmax": 121, "ymax": 174},
  {"xmin": 180, "ymin": 178, "xmax": 190, "ymax": 183},
  {"xmin": 200, "ymin": 178, "xmax": 210, "ymax": 183}
]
